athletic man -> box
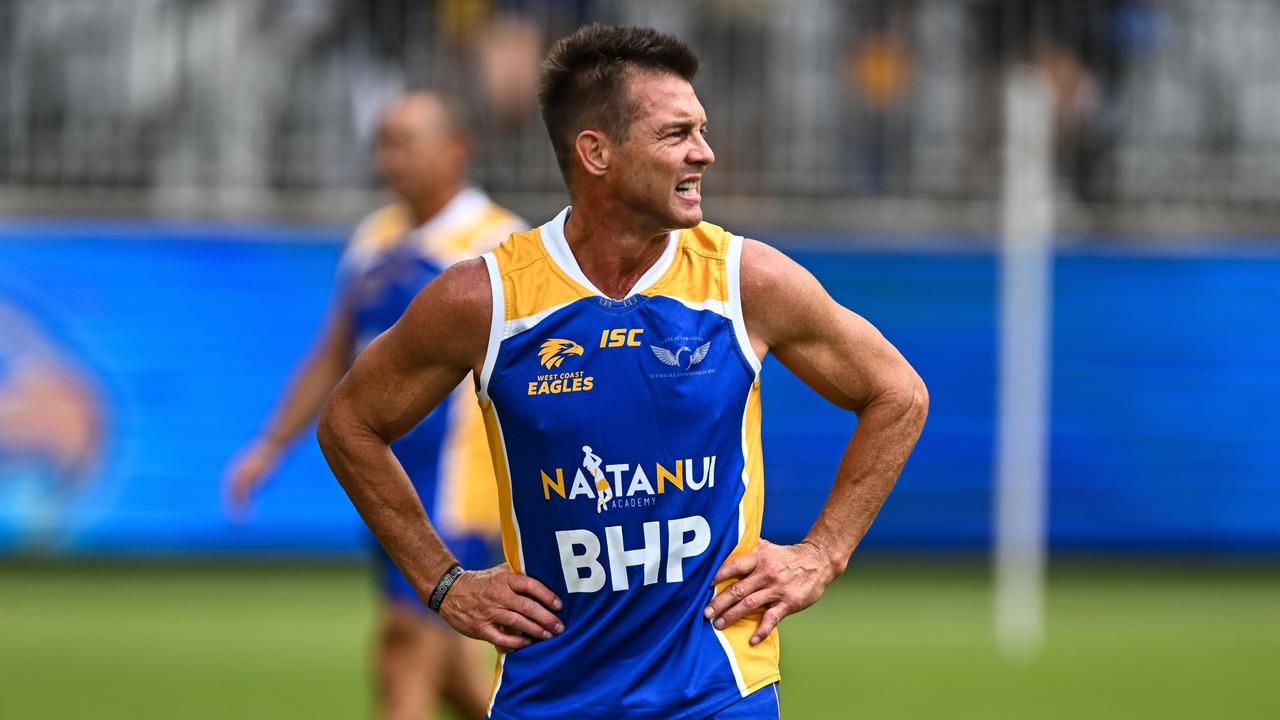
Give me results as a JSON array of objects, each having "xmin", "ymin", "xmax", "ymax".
[
  {"xmin": 318, "ymin": 26, "xmax": 928, "ymax": 719},
  {"xmin": 224, "ymin": 92, "xmax": 524, "ymax": 720}
]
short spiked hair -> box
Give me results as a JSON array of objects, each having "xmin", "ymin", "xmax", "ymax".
[{"xmin": 537, "ymin": 24, "xmax": 700, "ymax": 182}]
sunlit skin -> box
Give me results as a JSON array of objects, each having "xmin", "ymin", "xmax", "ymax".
[
  {"xmin": 319, "ymin": 65, "xmax": 927, "ymax": 658},
  {"xmin": 564, "ymin": 70, "xmax": 715, "ymax": 299}
]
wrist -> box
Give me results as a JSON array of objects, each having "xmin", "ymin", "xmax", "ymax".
[
  {"xmin": 427, "ymin": 564, "xmax": 464, "ymax": 613},
  {"xmin": 802, "ymin": 538, "xmax": 849, "ymax": 581}
]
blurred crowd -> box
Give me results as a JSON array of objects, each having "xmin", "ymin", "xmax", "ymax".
[{"xmin": 2, "ymin": 0, "xmax": 1279, "ymax": 210}]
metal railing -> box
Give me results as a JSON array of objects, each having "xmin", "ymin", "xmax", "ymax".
[{"xmin": 2, "ymin": 0, "xmax": 1279, "ymax": 231}]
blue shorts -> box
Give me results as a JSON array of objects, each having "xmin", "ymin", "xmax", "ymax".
[
  {"xmin": 705, "ymin": 684, "xmax": 781, "ymax": 720},
  {"xmin": 373, "ymin": 533, "xmax": 497, "ymax": 617}
]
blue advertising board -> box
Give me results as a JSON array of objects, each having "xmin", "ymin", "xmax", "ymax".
[{"xmin": 1, "ymin": 219, "xmax": 1276, "ymax": 555}]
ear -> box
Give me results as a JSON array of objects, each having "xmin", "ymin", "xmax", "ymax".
[{"xmin": 573, "ymin": 130, "xmax": 610, "ymax": 178}]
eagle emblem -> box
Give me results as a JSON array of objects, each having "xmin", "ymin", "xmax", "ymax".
[
  {"xmin": 650, "ymin": 341, "xmax": 711, "ymax": 370},
  {"xmin": 538, "ymin": 339, "xmax": 584, "ymax": 369}
]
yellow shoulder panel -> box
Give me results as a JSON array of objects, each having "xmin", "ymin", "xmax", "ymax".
[
  {"xmin": 493, "ymin": 228, "xmax": 594, "ymax": 322},
  {"xmin": 438, "ymin": 204, "xmax": 524, "ymax": 260},
  {"xmin": 683, "ymin": 220, "xmax": 733, "ymax": 260},
  {"xmin": 354, "ymin": 202, "xmax": 414, "ymax": 252},
  {"xmin": 644, "ymin": 221, "xmax": 732, "ymax": 304}
]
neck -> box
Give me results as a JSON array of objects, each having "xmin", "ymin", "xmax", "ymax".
[
  {"xmin": 406, "ymin": 182, "xmax": 463, "ymax": 226},
  {"xmin": 563, "ymin": 198, "xmax": 672, "ymax": 300}
]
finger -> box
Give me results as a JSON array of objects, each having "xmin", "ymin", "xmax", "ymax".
[
  {"xmin": 712, "ymin": 553, "xmax": 758, "ymax": 585},
  {"xmin": 510, "ymin": 574, "xmax": 564, "ymax": 612},
  {"xmin": 751, "ymin": 606, "xmax": 787, "ymax": 646},
  {"xmin": 482, "ymin": 625, "xmax": 532, "ymax": 652},
  {"xmin": 504, "ymin": 592, "xmax": 564, "ymax": 636},
  {"xmin": 497, "ymin": 609, "xmax": 557, "ymax": 641},
  {"xmin": 704, "ymin": 572, "xmax": 768, "ymax": 621},
  {"xmin": 714, "ymin": 588, "xmax": 777, "ymax": 629}
]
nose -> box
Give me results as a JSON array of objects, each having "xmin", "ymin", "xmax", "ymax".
[{"xmin": 689, "ymin": 130, "xmax": 715, "ymax": 168}]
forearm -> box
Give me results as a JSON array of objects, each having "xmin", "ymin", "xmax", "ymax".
[
  {"xmin": 803, "ymin": 380, "xmax": 928, "ymax": 576},
  {"xmin": 258, "ymin": 304, "xmax": 355, "ymax": 448},
  {"xmin": 317, "ymin": 399, "xmax": 458, "ymax": 594}
]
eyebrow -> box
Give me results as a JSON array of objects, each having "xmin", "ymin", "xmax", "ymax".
[{"xmin": 656, "ymin": 119, "xmax": 707, "ymax": 133}]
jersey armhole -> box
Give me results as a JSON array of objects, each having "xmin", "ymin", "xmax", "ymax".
[
  {"xmin": 478, "ymin": 252, "xmax": 505, "ymax": 403},
  {"xmin": 727, "ymin": 235, "xmax": 762, "ymax": 377}
]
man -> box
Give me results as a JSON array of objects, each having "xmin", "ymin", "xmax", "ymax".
[
  {"xmin": 224, "ymin": 92, "xmax": 524, "ymax": 720},
  {"xmin": 318, "ymin": 26, "xmax": 928, "ymax": 720}
]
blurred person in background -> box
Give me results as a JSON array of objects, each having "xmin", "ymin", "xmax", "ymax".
[
  {"xmin": 317, "ymin": 25, "xmax": 927, "ymax": 719},
  {"xmin": 968, "ymin": 0, "xmax": 1151, "ymax": 201},
  {"xmin": 223, "ymin": 92, "xmax": 525, "ymax": 720}
]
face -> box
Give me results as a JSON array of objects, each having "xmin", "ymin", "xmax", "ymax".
[
  {"xmin": 609, "ymin": 71, "xmax": 716, "ymax": 230},
  {"xmin": 375, "ymin": 97, "xmax": 464, "ymax": 201}
]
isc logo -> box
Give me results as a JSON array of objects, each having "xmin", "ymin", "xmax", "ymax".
[
  {"xmin": 599, "ymin": 328, "xmax": 644, "ymax": 348},
  {"xmin": 555, "ymin": 515, "xmax": 710, "ymax": 593}
]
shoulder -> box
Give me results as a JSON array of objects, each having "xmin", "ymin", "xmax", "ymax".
[
  {"xmin": 418, "ymin": 257, "xmax": 492, "ymax": 317},
  {"xmin": 739, "ymin": 237, "xmax": 810, "ymax": 300},
  {"xmin": 394, "ymin": 257, "xmax": 493, "ymax": 368},
  {"xmin": 738, "ymin": 237, "xmax": 831, "ymax": 349}
]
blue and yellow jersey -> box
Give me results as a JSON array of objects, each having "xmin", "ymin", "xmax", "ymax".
[
  {"xmin": 477, "ymin": 207, "xmax": 779, "ymax": 719},
  {"xmin": 342, "ymin": 188, "xmax": 525, "ymax": 542}
]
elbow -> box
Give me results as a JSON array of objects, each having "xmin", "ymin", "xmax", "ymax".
[
  {"xmin": 315, "ymin": 394, "xmax": 343, "ymax": 461},
  {"xmin": 878, "ymin": 367, "xmax": 929, "ymax": 432},
  {"xmin": 907, "ymin": 372, "xmax": 929, "ymax": 429}
]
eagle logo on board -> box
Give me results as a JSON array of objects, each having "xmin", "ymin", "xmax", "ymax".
[
  {"xmin": 538, "ymin": 339, "xmax": 584, "ymax": 369},
  {"xmin": 651, "ymin": 341, "xmax": 711, "ymax": 370}
]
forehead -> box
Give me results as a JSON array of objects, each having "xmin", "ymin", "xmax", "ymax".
[
  {"xmin": 380, "ymin": 97, "xmax": 447, "ymax": 137},
  {"xmin": 625, "ymin": 71, "xmax": 706, "ymax": 128}
]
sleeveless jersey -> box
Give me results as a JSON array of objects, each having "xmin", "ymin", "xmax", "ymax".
[
  {"xmin": 342, "ymin": 188, "xmax": 524, "ymax": 540},
  {"xmin": 478, "ymin": 207, "xmax": 779, "ymax": 719}
]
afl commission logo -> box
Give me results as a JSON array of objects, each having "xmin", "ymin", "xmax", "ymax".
[{"xmin": 649, "ymin": 336, "xmax": 716, "ymax": 378}]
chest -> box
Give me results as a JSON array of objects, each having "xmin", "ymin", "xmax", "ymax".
[{"xmin": 489, "ymin": 296, "xmax": 753, "ymax": 437}]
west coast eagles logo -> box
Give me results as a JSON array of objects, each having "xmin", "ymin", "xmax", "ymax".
[
  {"xmin": 529, "ymin": 338, "xmax": 593, "ymax": 396},
  {"xmin": 650, "ymin": 341, "xmax": 711, "ymax": 370},
  {"xmin": 539, "ymin": 339, "xmax": 584, "ymax": 369}
]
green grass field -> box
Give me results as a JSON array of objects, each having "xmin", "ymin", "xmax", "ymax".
[{"xmin": 1, "ymin": 561, "xmax": 1276, "ymax": 719}]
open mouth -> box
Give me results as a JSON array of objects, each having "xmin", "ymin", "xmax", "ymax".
[{"xmin": 675, "ymin": 178, "xmax": 701, "ymax": 199}]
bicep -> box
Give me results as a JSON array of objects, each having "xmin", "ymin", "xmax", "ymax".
[
  {"xmin": 771, "ymin": 303, "xmax": 913, "ymax": 412},
  {"xmin": 326, "ymin": 261, "xmax": 490, "ymax": 442},
  {"xmin": 334, "ymin": 326, "xmax": 468, "ymax": 443}
]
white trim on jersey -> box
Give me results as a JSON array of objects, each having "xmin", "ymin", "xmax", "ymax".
[
  {"xmin": 540, "ymin": 206, "xmax": 679, "ymax": 300},
  {"xmin": 726, "ymin": 235, "xmax": 762, "ymax": 376},
  {"xmin": 712, "ymin": 626, "xmax": 749, "ymax": 696},
  {"xmin": 479, "ymin": 252, "xmax": 505, "ymax": 403},
  {"xmin": 664, "ymin": 296, "xmax": 732, "ymax": 318},
  {"xmin": 506, "ymin": 300, "xmax": 578, "ymax": 339}
]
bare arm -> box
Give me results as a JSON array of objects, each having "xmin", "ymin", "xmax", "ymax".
[
  {"xmin": 224, "ymin": 303, "xmax": 354, "ymax": 513},
  {"xmin": 317, "ymin": 259, "xmax": 563, "ymax": 650},
  {"xmin": 706, "ymin": 239, "xmax": 929, "ymax": 642}
]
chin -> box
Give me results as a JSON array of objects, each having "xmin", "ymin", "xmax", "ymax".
[{"xmin": 669, "ymin": 203, "xmax": 703, "ymax": 229}]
